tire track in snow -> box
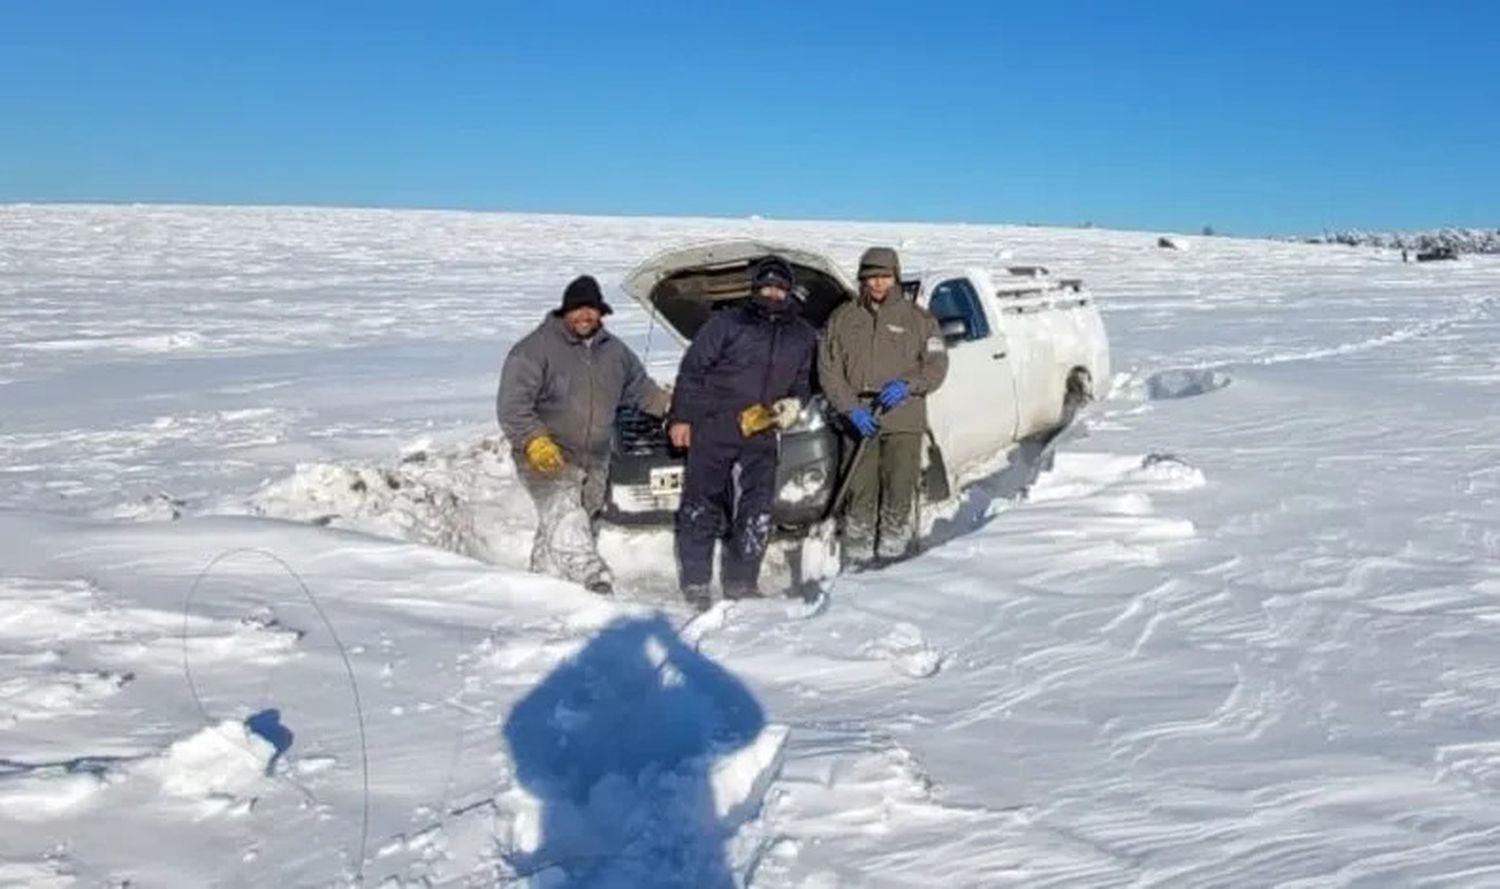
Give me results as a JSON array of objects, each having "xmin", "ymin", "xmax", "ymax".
[
  {"xmin": 1165, "ymin": 293, "xmax": 1500, "ymax": 376},
  {"xmin": 1243, "ymin": 293, "xmax": 1497, "ymax": 367},
  {"xmin": 1113, "ymin": 294, "xmax": 1498, "ymax": 402}
]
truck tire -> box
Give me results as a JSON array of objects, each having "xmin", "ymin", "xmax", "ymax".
[{"xmin": 1063, "ymin": 367, "xmax": 1093, "ymax": 424}]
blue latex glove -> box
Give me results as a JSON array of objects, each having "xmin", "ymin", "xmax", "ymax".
[
  {"xmin": 877, "ymin": 379, "xmax": 910, "ymax": 410},
  {"xmin": 848, "ymin": 406, "xmax": 880, "ymax": 439}
]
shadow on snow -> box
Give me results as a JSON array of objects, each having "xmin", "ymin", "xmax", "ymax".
[
  {"xmin": 925, "ymin": 422, "xmax": 1083, "ymax": 547},
  {"xmin": 503, "ymin": 614, "xmax": 765, "ymax": 887}
]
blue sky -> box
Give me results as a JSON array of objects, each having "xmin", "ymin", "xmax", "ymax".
[{"xmin": 2, "ymin": 1, "xmax": 1496, "ymax": 234}]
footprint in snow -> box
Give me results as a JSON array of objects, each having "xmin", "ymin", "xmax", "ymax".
[
  {"xmin": 1134, "ymin": 453, "xmax": 1208, "ymax": 490},
  {"xmin": 863, "ymin": 623, "xmax": 944, "ymax": 679}
]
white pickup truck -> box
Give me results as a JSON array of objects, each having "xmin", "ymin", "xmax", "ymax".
[{"xmin": 606, "ymin": 240, "xmax": 1110, "ymax": 533}]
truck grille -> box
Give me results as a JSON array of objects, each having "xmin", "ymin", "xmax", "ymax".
[{"xmin": 615, "ymin": 405, "xmax": 667, "ymax": 455}]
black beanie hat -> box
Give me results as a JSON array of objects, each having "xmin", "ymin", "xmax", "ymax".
[
  {"xmin": 555, "ymin": 275, "xmax": 613, "ymax": 316},
  {"xmin": 750, "ymin": 255, "xmax": 796, "ymax": 291}
]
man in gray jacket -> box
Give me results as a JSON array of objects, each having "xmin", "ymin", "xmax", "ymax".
[
  {"xmin": 819, "ymin": 247, "xmax": 948, "ymax": 568},
  {"xmin": 497, "ymin": 275, "xmax": 670, "ymax": 593}
]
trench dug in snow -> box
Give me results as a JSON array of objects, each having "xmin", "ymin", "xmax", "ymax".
[
  {"xmin": 245, "ymin": 435, "xmax": 837, "ymax": 599},
  {"xmin": 247, "ymin": 437, "xmax": 522, "ymax": 567}
]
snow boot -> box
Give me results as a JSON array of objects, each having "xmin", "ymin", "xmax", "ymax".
[
  {"xmin": 723, "ymin": 583, "xmax": 763, "ymax": 601},
  {"xmin": 682, "ymin": 584, "xmax": 713, "ymax": 612}
]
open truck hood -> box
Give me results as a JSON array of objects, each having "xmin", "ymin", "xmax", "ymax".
[{"xmin": 620, "ymin": 240, "xmax": 857, "ymax": 343}]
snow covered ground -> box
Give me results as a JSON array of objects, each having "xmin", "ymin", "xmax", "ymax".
[{"xmin": 2, "ymin": 205, "xmax": 1499, "ymax": 886}]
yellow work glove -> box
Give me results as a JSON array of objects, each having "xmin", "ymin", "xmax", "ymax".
[
  {"xmin": 523, "ymin": 433, "xmax": 565, "ymax": 474},
  {"xmin": 738, "ymin": 403, "xmax": 776, "ymax": 438}
]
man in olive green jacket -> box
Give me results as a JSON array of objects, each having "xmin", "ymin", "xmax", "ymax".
[{"xmin": 819, "ymin": 247, "xmax": 949, "ymax": 567}]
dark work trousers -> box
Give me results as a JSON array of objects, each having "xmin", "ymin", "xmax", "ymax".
[
  {"xmin": 842, "ymin": 431, "xmax": 923, "ymax": 563},
  {"xmin": 675, "ymin": 418, "xmax": 779, "ymax": 594}
]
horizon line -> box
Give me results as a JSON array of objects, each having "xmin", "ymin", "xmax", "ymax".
[{"xmin": 2, "ymin": 197, "xmax": 1492, "ymax": 241}]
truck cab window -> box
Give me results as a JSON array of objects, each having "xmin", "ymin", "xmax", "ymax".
[{"xmin": 928, "ymin": 278, "xmax": 992, "ymax": 342}]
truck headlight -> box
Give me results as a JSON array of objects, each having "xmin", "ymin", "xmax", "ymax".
[{"xmin": 785, "ymin": 398, "xmax": 827, "ymax": 434}]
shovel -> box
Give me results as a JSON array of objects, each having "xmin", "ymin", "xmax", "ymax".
[{"xmin": 828, "ymin": 403, "xmax": 886, "ymax": 513}]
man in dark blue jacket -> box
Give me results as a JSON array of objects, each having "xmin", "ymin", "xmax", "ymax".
[{"xmin": 668, "ymin": 256, "xmax": 817, "ymax": 610}]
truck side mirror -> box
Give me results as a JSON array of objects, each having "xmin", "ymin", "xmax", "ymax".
[{"xmin": 939, "ymin": 318, "xmax": 970, "ymax": 344}]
